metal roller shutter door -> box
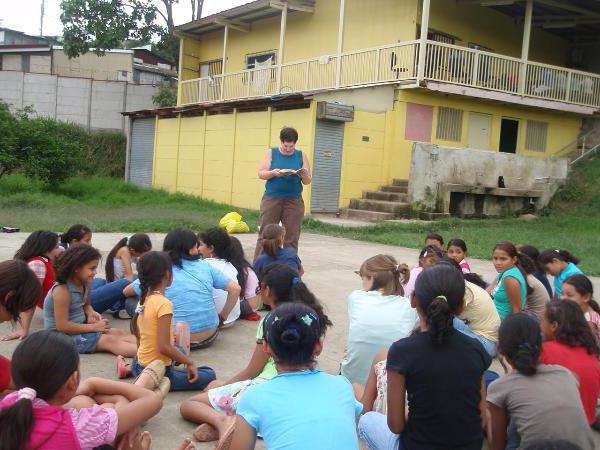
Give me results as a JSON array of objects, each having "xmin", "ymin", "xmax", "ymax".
[
  {"xmin": 129, "ymin": 118, "xmax": 155, "ymax": 187},
  {"xmin": 311, "ymin": 120, "xmax": 344, "ymax": 213}
]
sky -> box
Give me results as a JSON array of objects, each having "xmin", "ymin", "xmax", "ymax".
[{"xmin": 0, "ymin": 0, "xmax": 252, "ymax": 37}]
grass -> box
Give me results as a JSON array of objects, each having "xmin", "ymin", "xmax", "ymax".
[{"xmin": 1, "ymin": 155, "xmax": 599, "ymax": 274}]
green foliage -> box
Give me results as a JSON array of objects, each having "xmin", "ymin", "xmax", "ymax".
[
  {"xmin": 82, "ymin": 132, "xmax": 127, "ymax": 177},
  {"xmin": 60, "ymin": 0, "xmax": 160, "ymax": 57},
  {"xmin": 549, "ymin": 154, "xmax": 600, "ymax": 216},
  {"xmin": 0, "ymin": 102, "xmax": 21, "ymax": 178},
  {"xmin": 153, "ymin": 85, "xmax": 177, "ymax": 107},
  {"xmin": 153, "ymin": 33, "xmax": 179, "ymax": 64}
]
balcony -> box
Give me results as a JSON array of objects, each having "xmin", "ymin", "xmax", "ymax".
[{"xmin": 179, "ymin": 40, "xmax": 600, "ymax": 112}]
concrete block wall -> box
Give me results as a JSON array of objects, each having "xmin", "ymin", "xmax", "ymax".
[{"xmin": 0, "ymin": 70, "xmax": 161, "ymax": 133}]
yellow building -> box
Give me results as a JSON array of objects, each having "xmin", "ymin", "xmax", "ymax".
[{"xmin": 126, "ymin": 0, "xmax": 600, "ymax": 219}]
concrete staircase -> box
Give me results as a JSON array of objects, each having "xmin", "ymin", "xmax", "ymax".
[{"xmin": 340, "ymin": 179, "xmax": 411, "ymax": 222}]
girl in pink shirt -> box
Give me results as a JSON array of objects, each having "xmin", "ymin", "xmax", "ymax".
[
  {"xmin": 0, "ymin": 330, "xmax": 162, "ymax": 450},
  {"xmin": 561, "ymin": 275, "xmax": 600, "ymax": 341}
]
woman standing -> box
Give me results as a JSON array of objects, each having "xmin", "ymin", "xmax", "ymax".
[{"xmin": 254, "ymin": 127, "xmax": 312, "ymax": 260}]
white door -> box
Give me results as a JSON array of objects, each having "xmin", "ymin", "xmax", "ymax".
[{"xmin": 467, "ymin": 112, "xmax": 492, "ymax": 150}]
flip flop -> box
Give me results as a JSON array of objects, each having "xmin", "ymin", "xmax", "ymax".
[
  {"xmin": 116, "ymin": 355, "xmax": 130, "ymax": 379},
  {"xmin": 193, "ymin": 423, "xmax": 219, "ymax": 442},
  {"xmin": 214, "ymin": 420, "xmax": 236, "ymax": 450}
]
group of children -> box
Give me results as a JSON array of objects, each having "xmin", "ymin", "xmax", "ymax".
[{"xmin": 0, "ymin": 225, "xmax": 599, "ymax": 450}]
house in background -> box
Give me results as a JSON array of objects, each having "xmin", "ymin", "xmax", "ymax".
[{"xmin": 125, "ymin": 0, "xmax": 600, "ymax": 218}]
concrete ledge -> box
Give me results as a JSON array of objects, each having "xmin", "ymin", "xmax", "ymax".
[{"xmin": 443, "ymin": 183, "xmax": 544, "ymax": 198}]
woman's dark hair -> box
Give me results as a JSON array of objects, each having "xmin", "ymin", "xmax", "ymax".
[
  {"xmin": 280, "ymin": 127, "xmax": 298, "ymax": 143},
  {"xmin": 228, "ymin": 236, "xmax": 252, "ymax": 296},
  {"xmin": 538, "ymin": 249, "xmax": 580, "ymax": 266},
  {"xmin": 447, "ymin": 238, "xmax": 467, "ymax": 252},
  {"xmin": 438, "ymin": 257, "xmax": 487, "ymax": 289},
  {"xmin": 261, "ymin": 263, "xmax": 332, "ymax": 330},
  {"xmin": 563, "ymin": 274, "xmax": 600, "ymax": 314},
  {"xmin": 60, "ymin": 224, "xmax": 91, "ymax": 245},
  {"xmin": 519, "ymin": 245, "xmax": 543, "ymax": 273},
  {"xmin": 493, "ymin": 241, "xmax": 533, "ymax": 296},
  {"xmin": 54, "ymin": 244, "xmax": 101, "ymax": 284},
  {"xmin": 163, "ymin": 228, "xmax": 199, "ymax": 268},
  {"xmin": 359, "ymin": 254, "xmax": 409, "ymax": 296},
  {"xmin": 264, "ymin": 303, "xmax": 321, "ymax": 366},
  {"xmin": 105, "ymin": 233, "xmax": 152, "ymax": 282},
  {"xmin": 198, "ymin": 228, "xmax": 232, "ymax": 260},
  {"xmin": 419, "ymin": 245, "xmax": 444, "ymax": 260},
  {"xmin": 414, "ymin": 264, "xmax": 465, "ymax": 345},
  {"xmin": 546, "ymin": 300, "xmax": 600, "ymax": 356},
  {"xmin": 523, "ymin": 440, "xmax": 582, "ymax": 450},
  {"xmin": 0, "ymin": 260, "xmax": 41, "ymax": 322},
  {"xmin": 0, "ymin": 330, "xmax": 79, "ymax": 450},
  {"xmin": 14, "ymin": 231, "xmax": 59, "ymax": 261},
  {"xmin": 261, "ymin": 224, "xmax": 285, "ymax": 259},
  {"xmin": 498, "ymin": 313, "xmax": 541, "ymax": 376},
  {"xmin": 425, "ymin": 232, "xmax": 444, "ymax": 246},
  {"xmin": 517, "ymin": 252, "xmax": 537, "ymax": 275}
]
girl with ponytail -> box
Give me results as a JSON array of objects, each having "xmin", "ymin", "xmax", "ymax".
[
  {"xmin": 180, "ymin": 263, "xmax": 331, "ymax": 448},
  {"xmin": 230, "ymin": 303, "xmax": 362, "ymax": 449},
  {"xmin": 105, "ymin": 233, "xmax": 152, "ymax": 282},
  {"xmin": 358, "ymin": 264, "xmax": 492, "ymax": 450},
  {"xmin": 0, "ymin": 330, "xmax": 162, "ymax": 450},
  {"xmin": 253, "ymin": 224, "xmax": 303, "ymax": 279},
  {"xmin": 562, "ymin": 274, "xmax": 600, "ymax": 340},
  {"xmin": 342, "ymin": 254, "xmax": 417, "ymax": 385},
  {"xmin": 538, "ymin": 249, "xmax": 584, "ymax": 300},
  {"xmin": 487, "ymin": 313, "xmax": 594, "ymax": 450}
]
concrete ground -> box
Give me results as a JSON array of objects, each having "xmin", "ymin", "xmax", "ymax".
[{"xmin": 1, "ymin": 232, "xmax": 599, "ymax": 449}]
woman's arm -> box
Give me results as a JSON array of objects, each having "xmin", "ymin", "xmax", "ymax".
[
  {"xmin": 223, "ymin": 343, "xmax": 270, "ymax": 385},
  {"xmin": 299, "ymin": 152, "xmax": 312, "ymax": 185},
  {"xmin": 504, "ymin": 277, "xmax": 523, "ymax": 314},
  {"xmin": 386, "ymin": 371, "xmax": 407, "ymax": 434},
  {"xmin": 77, "ymin": 377, "xmax": 162, "ymax": 435},
  {"xmin": 258, "ymin": 149, "xmax": 280, "ymax": 180},
  {"xmin": 229, "ymin": 416, "xmax": 257, "ymax": 450},
  {"xmin": 360, "ymin": 351, "xmax": 388, "ymax": 413},
  {"xmin": 53, "ymin": 285, "xmax": 107, "ymax": 334},
  {"xmin": 118, "ymin": 247, "xmax": 135, "ymax": 281},
  {"xmin": 219, "ymin": 281, "xmax": 242, "ymax": 323},
  {"xmin": 487, "ymin": 402, "xmax": 508, "ymax": 450}
]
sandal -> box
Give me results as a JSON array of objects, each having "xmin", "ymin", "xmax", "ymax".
[
  {"xmin": 193, "ymin": 423, "xmax": 219, "ymax": 442},
  {"xmin": 134, "ymin": 360, "xmax": 166, "ymax": 390},
  {"xmin": 215, "ymin": 419, "xmax": 236, "ymax": 450},
  {"xmin": 153, "ymin": 377, "xmax": 171, "ymax": 399},
  {"xmin": 116, "ymin": 355, "xmax": 130, "ymax": 379}
]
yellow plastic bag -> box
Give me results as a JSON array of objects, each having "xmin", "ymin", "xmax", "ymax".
[
  {"xmin": 219, "ymin": 212, "xmax": 242, "ymax": 229},
  {"xmin": 225, "ymin": 221, "xmax": 250, "ymax": 234}
]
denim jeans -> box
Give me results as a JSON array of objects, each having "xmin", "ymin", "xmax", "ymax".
[
  {"xmin": 453, "ymin": 317, "xmax": 497, "ymax": 357},
  {"xmin": 90, "ymin": 279, "xmax": 131, "ymax": 314},
  {"xmin": 131, "ymin": 357, "xmax": 216, "ymax": 391},
  {"xmin": 358, "ymin": 411, "xmax": 403, "ymax": 450}
]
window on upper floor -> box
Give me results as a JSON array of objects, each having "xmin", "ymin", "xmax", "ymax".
[
  {"xmin": 416, "ymin": 26, "xmax": 459, "ymax": 45},
  {"xmin": 436, "ymin": 107, "xmax": 463, "ymax": 142},
  {"xmin": 246, "ymin": 51, "xmax": 276, "ymax": 70},
  {"xmin": 198, "ymin": 59, "xmax": 223, "ymax": 78},
  {"xmin": 525, "ymin": 120, "xmax": 548, "ymax": 152}
]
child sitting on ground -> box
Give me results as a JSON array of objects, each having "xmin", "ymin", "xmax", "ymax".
[
  {"xmin": 253, "ymin": 224, "xmax": 303, "ymax": 279},
  {"xmin": 518, "ymin": 252, "xmax": 551, "ymax": 319},
  {"xmin": 518, "ymin": 245, "xmax": 553, "ymax": 298},
  {"xmin": 0, "ymin": 330, "xmax": 162, "ymax": 450},
  {"xmin": 540, "ymin": 300, "xmax": 600, "ymax": 427},
  {"xmin": 43, "ymin": 245, "xmax": 138, "ymax": 356},
  {"xmin": 229, "ymin": 236, "xmax": 261, "ymax": 320},
  {"xmin": 105, "ymin": 233, "xmax": 152, "ymax": 282},
  {"xmin": 59, "ymin": 223, "xmax": 93, "ymax": 249},
  {"xmin": 341, "ymin": 254, "xmax": 416, "ymax": 385},
  {"xmin": 487, "ymin": 313, "xmax": 594, "ymax": 450},
  {"xmin": 425, "ymin": 232, "xmax": 444, "ymax": 251},
  {"xmin": 447, "ymin": 238, "xmax": 471, "ymax": 273},
  {"xmin": 126, "ymin": 251, "xmax": 216, "ymax": 392},
  {"xmin": 538, "ymin": 249, "xmax": 583, "ymax": 300},
  {"xmin": 358, "ymin": 263, "xmax": 491, "ymax": 450},
  {"xmin": 2, "ymin": 231, "xmax": 62, "ymax": 341},
  {"xmin": 180, "ymin": 263, "xmax": 332, "ymax": 447},
  {"xmin": 403, "ymin": 245, "xmax": 443, "ymax": 299},
  {"xmin": 561, "ymin": 274, "xmax": 600, "ymax": 340},
  {"xmin": 229, "ymin": 303, "xmax": 362, "ymax": 450}
]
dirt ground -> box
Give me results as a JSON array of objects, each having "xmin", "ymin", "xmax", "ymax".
[{"xmin": 1, "ymin": 232, "xmax": 598, "ymax": 449}]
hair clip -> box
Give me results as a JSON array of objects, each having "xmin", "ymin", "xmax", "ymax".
[
  {"xmin": 17, "ymin": 388, "xmax": 36, "ymax": 402},
  {"xmin": 436, "ymin": 295, "xmax": 448, "ymax": 303},
  {"xmin": 135, "ymin": 304, "xmax": 145, "ymax": 314},
  {"xmin": 292, "ymin": 276, "xmax": 301, "ymax": 285},
  {"xmin": 301, "ymin": 314, "xmax": 313, "ymax": 326}
]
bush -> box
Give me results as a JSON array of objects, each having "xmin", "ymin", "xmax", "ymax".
[
  {"xmin": 153, "ymin": 85, "xmax": 177, "ymax": 107},
  {"xmin": 0, "ymin": 102, "xmax": 22, "ymax": 178},
  {"xmin": 82, "ymin": 131, "xmax": 126, "ymax": 178}
]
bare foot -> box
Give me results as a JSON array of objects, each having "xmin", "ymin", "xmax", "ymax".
[
  {"xmin": 117, "ymin": 429, "xmax": 152, "ymax": 450},
  {"xmin": 1, "ymin": 329, "xmax": 26, "ymax": 341},
  {"xmin": 194, "ymin": 423, "xmax": 219, "ymax": 442},
  {"xmin": 175, "ymin": 438, "xmax": 196, "ymax": 450}
]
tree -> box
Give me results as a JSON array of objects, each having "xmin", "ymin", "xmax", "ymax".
[
  {"xmin": 152, "ymin": 85, "xmax": 177, "ymax": 107},
  {"xmin": 191, "ymin": 0, "xmax": 204, "ymax": 21},
  {"xmin": 0, "ymin": 102, "xmax": 21, "ymax": 179}
]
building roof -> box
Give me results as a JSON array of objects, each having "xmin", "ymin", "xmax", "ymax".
[
  {"xmin": 133, "ymin": 48, "xmax": 175, "ymax": 67},
  {"xmin": 0, "ymin": 44, "xmax": 51, "ymax": 53},
  {"xmin": 175, "ymin": 0, "xmax": 315, "ymax": 37},
  {"xmin": 133, "ymin": 62, "xmax": 178, "ymax": 78},
  {"xmin": 0, "ymin": 27, "xmax": 51, "ymax": 41}
]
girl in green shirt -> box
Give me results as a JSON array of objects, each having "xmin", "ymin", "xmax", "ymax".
[{"xmin": 489, "ymin": 242, "xmax": 530, "ymax": 320}]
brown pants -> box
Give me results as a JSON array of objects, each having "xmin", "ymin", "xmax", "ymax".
[{"xmin": 254, "ymin": 195, "xmax": 305, "ymax": 261}]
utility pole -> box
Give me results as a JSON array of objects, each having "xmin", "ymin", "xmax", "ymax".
[{"xmin": 39, "ymin": 0, "xmax": 45, "ymax": 36}]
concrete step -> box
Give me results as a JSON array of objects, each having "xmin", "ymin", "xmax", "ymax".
[
  {"xmin": 364, "ymin": 191, "xmax": 408, "ymax": 202},
  {"xmin": 392, "ymin": 179, "xmax": 409, "ymax": 187},
  {"xmin": 381, "ymin": 185, "xmax": 408, "ymax": 194},
  {"xmin": 339, "ymin": 208, "xmax": 395, "ymax": 222},
  {"xmin": 350, "ymin": 198, "xmax": 411, "ymax": 214}
]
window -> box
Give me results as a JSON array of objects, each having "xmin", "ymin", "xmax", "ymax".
[
  {"xmin": 246, "ymin": 51, "xmax": 276, "ymax": 70},
  {"xmin": 436, "ymin": 107, "xmax": 463, "ymax": 142},
  {"xmin": 526, "ymin": 120, "xmax": 548, "ymax": 152},
  {"xmin": 416, "ymin": 26, "xmax": 458, "ymax": 44},
  {"xmin": 198, "ymin": 60, "xmax": 223, "ymax": 78}
]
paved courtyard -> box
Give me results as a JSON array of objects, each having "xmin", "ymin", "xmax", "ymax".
[{"xmin": 1, "ymin": 232, "xmax": 599, "ymax": 449}]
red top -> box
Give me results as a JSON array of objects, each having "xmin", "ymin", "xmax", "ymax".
[
  {"xmin": 540, "ymin": 340, "xmax": 600, "ymax": 424},
  {"xmin": 0, "ymin": 356, "xmax": 10, "ymax": 392},
  {"xmin": 28, "ymin": 256, "xmax": 56, "ymax": 309}
]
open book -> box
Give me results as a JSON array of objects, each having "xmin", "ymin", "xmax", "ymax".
[{"xmin": 278, "ymin": 168, "xmax": 305, "ymax": 176}]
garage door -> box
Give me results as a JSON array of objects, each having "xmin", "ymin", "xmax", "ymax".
[
  {"xmin": 311, "ymin": 120, "xmax": 344, "ymax": 213},
  {"xmin": 128, "ymin": 118, "xmax": 155, "ymax": 187}
]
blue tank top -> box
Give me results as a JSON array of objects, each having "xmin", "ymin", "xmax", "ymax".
[
  {"xmin": 265, "ymin": 147, "xmax": 303, "ymax": 199},
  {"xmin": 43, "ymin": 282, "xmax": 87, "ymax": 330}
]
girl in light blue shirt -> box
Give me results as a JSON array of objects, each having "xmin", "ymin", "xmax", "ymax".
[
  {"xmin": 538, "ymin": 249, "xmax": 583, "ymax": 300},
  {"xmin": 489, "ymin": 242, "xmax": 529, "ymax": 320}
]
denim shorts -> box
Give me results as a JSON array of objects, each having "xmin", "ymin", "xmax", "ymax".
[{"xmin": 71, "ymin": 332, "xmax": 101, "ymax": 354}]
